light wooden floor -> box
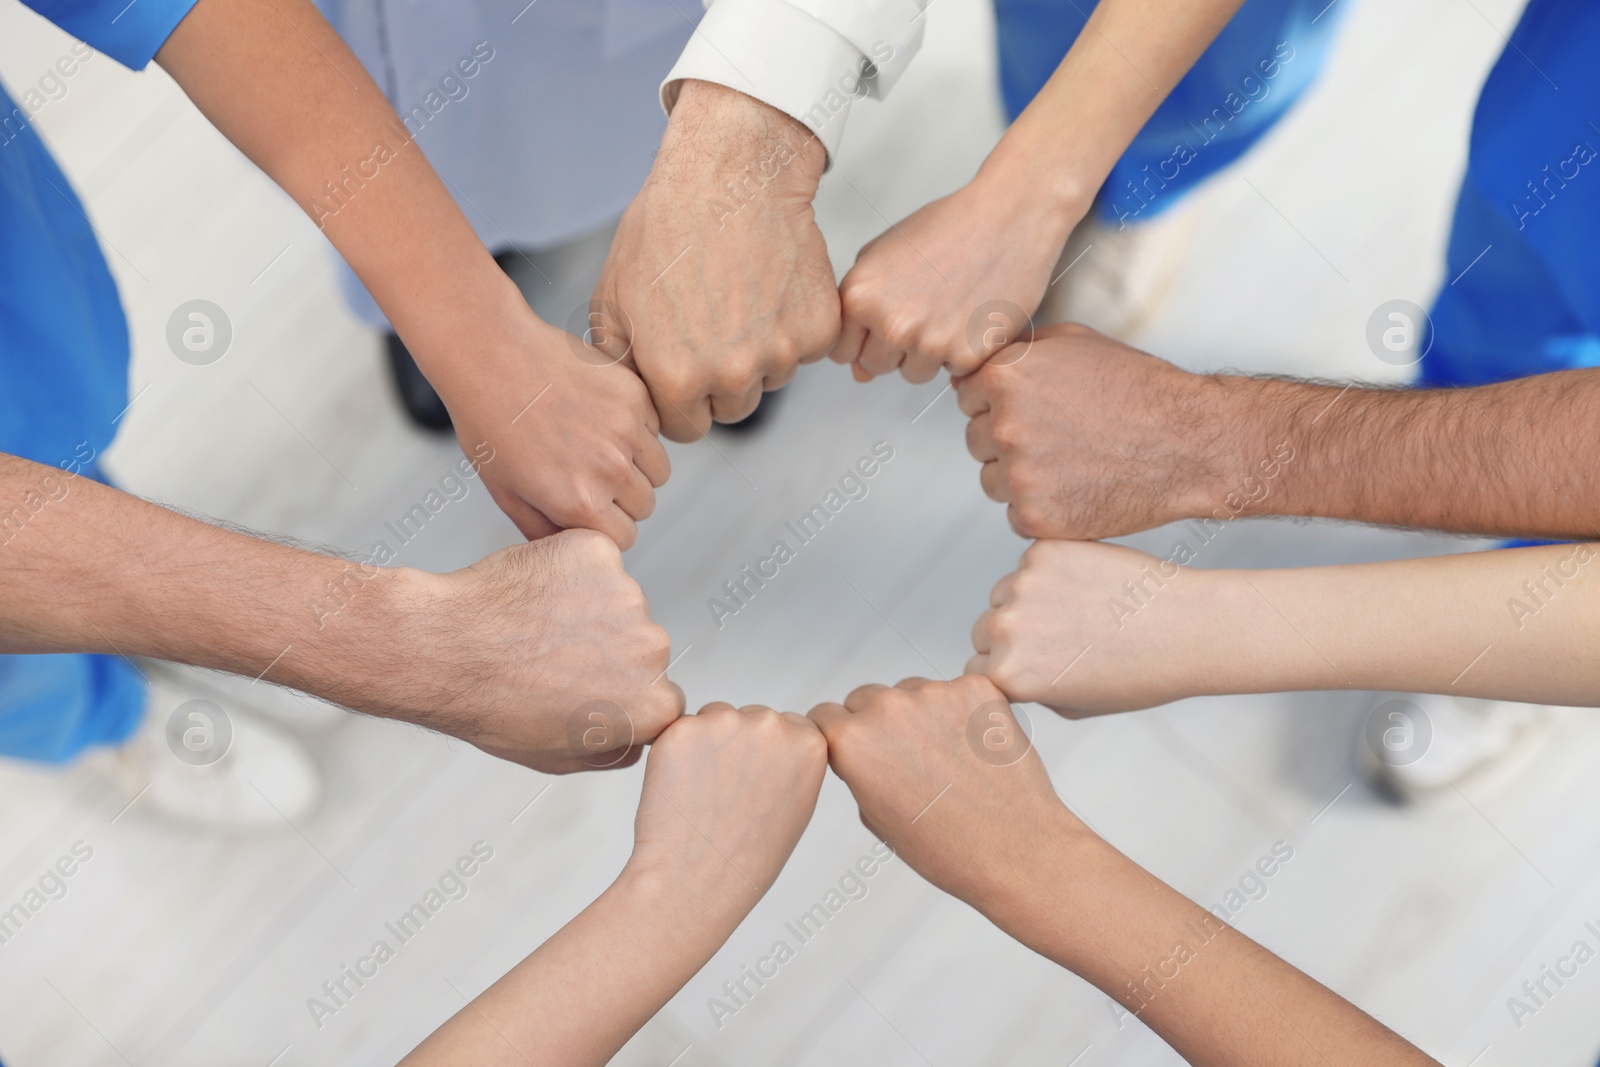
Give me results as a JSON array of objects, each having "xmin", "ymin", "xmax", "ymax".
[{"xmin": 4, "ymin": 0, "xmax": 1599, "ymax": 1064}]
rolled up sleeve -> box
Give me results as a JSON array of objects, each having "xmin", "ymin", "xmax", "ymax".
[
  {"xmin": 19, "ymin": 0, "xmax": 203, "ymax": 70},
  {"xmin": 662, "ymin": 0, "xmax": 927, "ymax": 163}
]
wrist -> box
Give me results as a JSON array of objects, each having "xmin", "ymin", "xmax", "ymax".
[
  {"xmin": 1175, "ymin": 372, "xmax": 1275, "ymax": 520},
  {"xmin": 964, "ymin": 158, "xmax": 1083, "ymax": 266},
  {"xmin": 965, "ymin": 805, "xmax": 1107, "ymax": 931},
  {"xmin": 399, "ymin": 270, "xmax": 544, "ymax": 396},
  {"xmin": 657, "ymin": 80, "xmax": 826, "ymax": 202},
  {"xmin": 977, "ymin": 132, "xmax": 1095, "ymax": 243},
  {"xmin": 617, "ymin": 848, "xmax": 755, "ymax": 931},
  {"xmin": 283, "ymin": 562, "xmax": 446, "ymax": 718},
  {"xmin": 1196, "ymin": 374, "xmax": 1347, "ymax": 524},
  {"xmin": 976, "ymin": 815, "xmax": 1146, "ymax": 976}
]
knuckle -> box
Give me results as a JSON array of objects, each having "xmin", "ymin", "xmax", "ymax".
[
  {"xmin": 714, "ymin": 360, "xmax": 762, "ymax": 393},
  {"xmin": 561, "ymin": 526, "xmax": 618, "ymax": 561},
  {"xmin": 607, "ymin": 449, "xmax": 639, "ymax": 482},
  {"xmin": 1009, "ymin": 502, "xmax": 1047, "ymax": 539},
  {"xmin": 652, "ymin": 364, "xmax": 704, "ymax": 402},
  {"xmin": 797, "ymin": 726, "xmax": 828, "ymax": 764},
  {"xmin": 988, "ymin": 414, "xmax": 1021, "ymax": 451},
  {"xmin": 1019, "ymin": 539, "xmax": 1052, "ymax": 570},
  {"xmin": 803, "ymin": 315, "xmax": 841, "ymax": 356},
  {"xmin": 986, "ymin": 608, "xmax": 1015, "ymax": 645},
  {"xmin": 986, "ymin": 648, "xmax": 1020, "ymax": 691},
  {"xmin": 956, "ymin": 673, "xmax": 997, "ymax": 703},
  {"xmin": 1006, "ymin": 504, "xmax": 1045, "ymax": 540},
  {"xmin": 880, "ymin": 315, "xmax": 920, "ymax": 350}
]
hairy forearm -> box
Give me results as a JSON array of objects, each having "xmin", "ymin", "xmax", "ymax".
[
  {"xmin": 981, "ymin": 816, "xmax": 1436, "ymax": 1066},
  {"xmin": 1196, "ymin": 544, "xmax": 1600, "ymax": 705},
  {"xmin": 0, "ymin": 452, "xmax": 427, "ymax": 712},
  {"xmin": 1209, "ymin": 369, "xmax": 1600, "ymax": 538},
  {"xmin": 655, "ymin": 80, "xmax": 826, "ymax": 204},
  {"xmin": 155, "ymin": 0, "xmax": 527, "ymax": 384},
  {"xmin": 401, "ymin": 862, "xmax": 750, "ymax": 1065},
  {"xmin": 980, "ymin": 0, "xmax": 1246, "ymax": 218}
]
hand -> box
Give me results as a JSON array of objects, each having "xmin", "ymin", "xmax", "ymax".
[
  {"xmin": 426, "ymin": 300, "xmax": 669, "ymax": 551},
  {"xmin": 592, "ymin": 80, "xmax": 839, "ymax": 441},
  {"xmin": 629, "ymin": 703, "xmax": 827, "ymax": 909},
  {"xmin": 370, "ymin": 530, "xmax": 684, "ymax": 772},
  {"xmin": 970, "ymin": 540, "xmax": 1245, "ymax": 716},
  {"xmin": 811, "ymin": 676, "xmax": 1440, "ymax": 1067},
  {"xmin": 809, "ymin": 676, "xmax": 1083, "ymax": 910},
  {"xmin": 956, "ymin": 323, "xmax": 1240, "ymax": 539},
  {"xmin": 397, "ymin": 704, "xmax": 825, "ymax": 1067},
  {"xmin": 831, "ymin": 173, "xmax": 1079, "ymax": 384}
]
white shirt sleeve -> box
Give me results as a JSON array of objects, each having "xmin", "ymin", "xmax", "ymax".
[{"xmin": 661, "ymin": 0, "xmax": 927, "ymax": 163}]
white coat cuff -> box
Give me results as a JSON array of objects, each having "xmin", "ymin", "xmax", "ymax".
[{"xmin": 661, "ymin": 0, "xmax": 869, "ymax": 166}]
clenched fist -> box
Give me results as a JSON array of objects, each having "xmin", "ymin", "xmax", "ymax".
[
  {"xmin": 969, "ymin": 540, "xmax": 1243, "ymax": 716},
  {"xmin": 422, "ymin": 291, "xmax": 669, "ymax": 551},
  {"xmin": 809, "ymin": 675, "xmax": 1078, "ymax": 909},
  {"xmin": 367, "ymin": 529, "xmax": 684, "ymax": 772},
  {"xmin": 831, "ymin": 175, "xmax": 1075, "ymax": 384},
  {"xmin": 631, "ymin": 703, "xmax": 827, "ymax": 905},
  {"xmin": 592, "ymin": 81, "xmax": 839, "ymax": 441},
  {"xmin": 955, "ymin": 323, "xmax": 1242, "ymax": 540}
]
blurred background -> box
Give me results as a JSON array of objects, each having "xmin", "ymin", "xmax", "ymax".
[{"xmin": 3, "ymin": 0, "xmax": 1599, "ymax": 1062}]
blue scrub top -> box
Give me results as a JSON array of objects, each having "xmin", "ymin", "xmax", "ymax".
[
  {"xmin": 1, "ymin": 0, "xmax": 199, "ymax": 470},
  {"xmin": 0, "ymin": 0, "xmax": 199, "ymax": 764}
]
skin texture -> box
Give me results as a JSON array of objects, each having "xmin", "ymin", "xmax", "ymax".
[
  {"xmin": 399, "ymin": 705, "xmax": 827, "ymax": 1066},
  {"xmin": 830, "ymin": 0, "xmax": 1247, "ymax": 383},
  {"xmin": 0, "ymin": 453, "xmax": 682, "ymax": 772},
  {"xmin": 957, "ymin": 323, "xmax": 1229, "ymax": 539},
  {"xmin": 972, "ymin": 539, "xmax": 1600, "ymax": 715},
  {"xmin": 592, "ymin": 80, "xmax": 839, "ymax": 441},
  {"xmin": 810, "ymin": 677, "xmax": 1440, "ymax": 1067},
  {"xmin": 157, "ymin": 0, "xmax": 666, "ymax": 549},
  {"xmin": 958, "ymin": 324, "xmax": 1600, "ymax": 541}
]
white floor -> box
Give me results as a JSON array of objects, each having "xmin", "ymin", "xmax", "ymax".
[{"xmin": 2, "ymin": 0, "xmax": 1597, "ymax": 1064}]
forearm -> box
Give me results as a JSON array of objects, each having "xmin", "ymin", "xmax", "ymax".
[
  {"xmin": 0, "ymin": 452, "xmax": 422, "ymax": 711},
  {"xmin": 978, "ymin": 0, "xmax": 1246, "ymax": 222},
  {"xmin": 155, "ymin": 0, "xmax": 527, "ymax": 387},
  {"xmin": 1196, "ymin": 545, "xmax": 1600, "ymax": 705},
  {"xmin": 982, "ymin": 814, "xmax": 1435, "ymax": 1066},
  {"xmin": 653, "ymin": 80, "xmax": 826, "ymax": 207},
  {"xmin": 401, "ymin": 862, "xmax": 751, "ymax": 1066},
  {"xmin": 1206, "ymin": 369, "xmax": 1600, "ymax": 538}
]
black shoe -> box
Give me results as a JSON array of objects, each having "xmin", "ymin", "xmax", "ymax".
[
  {"xmin": 386, "ymin": 332, "xmax": 453, "ymax": 432},
  {"xmin": 718, "ymin": 386, "xmax": 783, "ymax": 435}
]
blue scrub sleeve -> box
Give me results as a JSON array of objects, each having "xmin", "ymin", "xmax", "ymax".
[{"xmin": 19, "ymin": 0, "xmax": 203, "ymax": 70}]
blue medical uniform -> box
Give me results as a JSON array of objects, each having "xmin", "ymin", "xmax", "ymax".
[
  {"xmin": 995, "ymin": 0, "xmax": 1599, "ymax": 389},
  {"xmin": 1422, "ymin": 0, "xmax": 1600, "ymax": 386},
  {"xmin": 0, "ymin": 0, "xmax": 198, "ymax": 762},
  {"xmin": 995, "ymin": 0, "xmax": 1345, "ymax": 229}
]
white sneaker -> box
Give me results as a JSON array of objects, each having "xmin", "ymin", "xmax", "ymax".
[
  {"xmin": 1036, "ymin": 205, "xmax": 1200, "ymax": 341},
  {"xmin": 90, "ymin": 663, "xmax": 324, "ymax": 833},
  {"xmin": 1359, "ymin": 693, "xmax": 1561, "ymax": 805}
]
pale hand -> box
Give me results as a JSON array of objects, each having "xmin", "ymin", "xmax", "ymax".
[
  {"xmin": 970, "ymin": 540, "xmax": 1245, "ymax": 716},
  {"xmin": 434, "ymin": 309, "xmax": 669, "ymax": 551},
  {"xmin": 809, "ymin": 676, "xmax": 1079, "ymax": 909},
  {"xmin": 629, "ymin": 703, "xmax": 827, "ymax": 909},
  {"xmin": 831, "ymin": 174, "xmax": 1078, "ymax": 384},
  {"xmin": 592, "ymin": 81, "xmax": 839, "ymax": 441}
]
